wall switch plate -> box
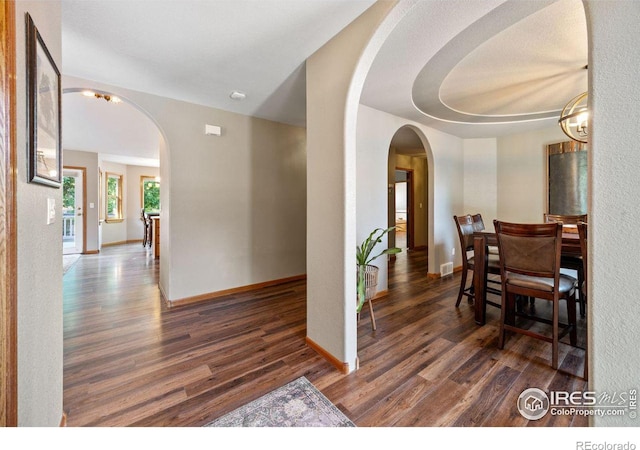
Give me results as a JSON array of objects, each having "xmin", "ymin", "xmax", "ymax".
[
  {"xmin": 89, "ymin": 202, "xmax": 95, "ymax": 209},
  {"xmin": 47, "ymin": 198, "xmax": 56, "ymax": 224},
  {"xmin": 451, "ymin": 247, "xmax": 455, "ymax": 256}
]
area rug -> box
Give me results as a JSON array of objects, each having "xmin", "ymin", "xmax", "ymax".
[
  {"xmin": 205, "ymin": 376, "xmax": 355, "ymax": 427},
  {"xmin": 63, "ymin": 254, "xmax": 80, "ymax": 274}
]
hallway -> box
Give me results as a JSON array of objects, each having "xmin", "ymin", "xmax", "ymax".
[{"xmin": 63, "ymin": 243, "xmax": 587, "ymax": 426}]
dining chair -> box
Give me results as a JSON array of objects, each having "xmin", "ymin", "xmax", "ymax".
[
  {"xmin": 472, "ymin": 213, "xmax": 499, "ymax": 255},
  {"xmin": 544, "ymin": 213, "xmax": 587, "ymax": 317},
  {"xmin": 453, "ymin": 214, "xmax": 501, "ymax": 307},
  {"xmin": 140, "ymin": 208, "xmax": 149, "ymax": 247},
  {"xmin": 493, "ymin": 220, "xmax": 578, "ymax": 373}
]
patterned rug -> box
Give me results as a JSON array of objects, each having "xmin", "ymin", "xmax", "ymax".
[{"xmin": 205, "ymin": 376, "xmax": 355, "ymax": 427}]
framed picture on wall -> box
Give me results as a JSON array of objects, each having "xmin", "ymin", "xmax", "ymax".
[
  {"xmin": 547, "ymin": 140, "xmax": 587, "ymax": 216},
  {"xmin": 25, "ymin": 13, "xmax": 62, "ymax": 188}
]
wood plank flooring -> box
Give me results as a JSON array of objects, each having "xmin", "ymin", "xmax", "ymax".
[{"xmin": 63, "ymin": 243, "xmax": 588, "ymax": 427}]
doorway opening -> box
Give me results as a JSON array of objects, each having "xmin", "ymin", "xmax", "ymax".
[
  {"xmin": 63, "ymin": 167, "xmax": 86, "ymax": 255},
  {"xmin": 394, "ymin": 168, "xmax": 412, "ymax": 250},
  {"xmin": 387, "ymin": 126, "xmax": 428, "ymax": 260}
]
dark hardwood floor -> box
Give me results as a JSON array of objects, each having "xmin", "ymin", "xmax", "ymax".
[{"xmin": 63, "ymin": 243, "xmax": 587, "ymax": 427}]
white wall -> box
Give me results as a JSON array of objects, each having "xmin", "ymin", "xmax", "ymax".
[
  {"xmin": 395, "ymin": 182, "xmax": 407, "ymax": 212},
  {"xmin": 15, "ymin": 0, "xmax": 63, "ymax": 426},
  {"xmin": 428, "ymin": 127, "xmax": 465, "ymax": 271},
  {"xmin": 463, "ymin": 138, "xmax": 497, "ymax": 231},
  {"xmin": 585, "ymin": 0, "xmax": 640, "ymax": 426},
  {"xmin": 357, "ymin": 104, "xmax": 465, "ymax": 280},
  {"xmin": 496, "ymin": 126, "xmax": 567, "ymax": 223}
]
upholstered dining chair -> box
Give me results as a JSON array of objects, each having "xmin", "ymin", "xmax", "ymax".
[
  {"xmin": 544, "ymin": 213, "xmax": 587, "ymax": 316},
  {"xmin": 453, "ymin": 214, "xmax": 501, "ymax": 307},
  {"xmin": 493, "ymin": 220, "xmax": 579, "ymax": 374}
]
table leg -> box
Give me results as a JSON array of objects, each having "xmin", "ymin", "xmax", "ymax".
[{"xmin": 473, "ymin": 235, "xmax": 487, "ymax": 325}]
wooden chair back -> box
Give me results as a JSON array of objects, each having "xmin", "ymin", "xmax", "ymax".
[
  {"xmin": 454, "ymin": 214, "xmax": 485, "ymax": 253},
  {"xmin": 494, "ymin": 221, "xmax": 562, "ymax": 281}
]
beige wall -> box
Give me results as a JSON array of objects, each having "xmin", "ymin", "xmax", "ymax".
[
  {"xmin": 15, "ymin": 0, "xmax": 63, "ymax": 426},
  {"xmin": 63, "ymin": 149, "xmax": 100, "ymax": 252},
  {"xmin": 63, "ymin": 75, "xmax": 307, "ymax": 302}
]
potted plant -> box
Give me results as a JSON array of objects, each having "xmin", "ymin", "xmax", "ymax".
[{"xmin": 356, "ymin": 227, "xmax": 401, "ymax": 314}]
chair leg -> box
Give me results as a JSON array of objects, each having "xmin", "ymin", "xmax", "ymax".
[
  {"xmin": 146, "ymin": 224, "xmax": 152, "ymax": 248},
  {"xmin": 552, "ymin": 298, "xmax": 559, "ymax": 370},
  {"xmin": 568, "ymin": 294, "xmax": 577, "ymax": 347},
  {"xmin": 578, "ymin": 266, "xmax": 586, "ymax": 317},
  {"xmin": 368, "ymin": 298, "xmax": 377, "ymax": 331},
  {"xmin": 498, "ymin": 292, "xmax": 509, "ymax": 349},
  {"xmin": 455, "ymin": 266, "xmax": 468, "ymax": 307}
]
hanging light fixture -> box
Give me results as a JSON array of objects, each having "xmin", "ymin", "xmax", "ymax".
[
  {"xmin": 82, "ymin": 90, "xmax": 121, "ymax": 104},
  {"xmin": 559, "ymin": 91, "xmax": 588, "ymax": 144}
]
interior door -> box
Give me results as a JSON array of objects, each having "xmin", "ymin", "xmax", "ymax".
[{"xmin": 63, "ymin": 168, "xmax": 84, "ymax": 254}]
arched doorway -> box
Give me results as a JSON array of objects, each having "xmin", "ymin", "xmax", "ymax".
[
  {"xmin": 62, "ymin": 87, "xmax": 165, "ymax": 255},
  {"xmin": 388, "ymin": 126, "xmax": 428, "ymax": 258}
]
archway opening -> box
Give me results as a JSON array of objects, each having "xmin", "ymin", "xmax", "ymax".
[
  {"xmin": 62, "ymin": 87, "xmax": 166, "ymax": 255},
  {"xmin": 388, "ymin": 126, "xmax": 428, "ymax": 254}
]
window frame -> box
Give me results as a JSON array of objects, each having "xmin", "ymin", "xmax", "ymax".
[
  {"xmin": 105, "ymin": 171, "xmax": 124, "ymax": 223},
  {"xmin": 140, "ymin": 175, "xmax": 160, "ymax": 213}
]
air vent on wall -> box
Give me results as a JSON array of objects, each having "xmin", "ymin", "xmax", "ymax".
[{"xmin": 440, "ymin": 262, "xmax": 453, "ymax": 277}]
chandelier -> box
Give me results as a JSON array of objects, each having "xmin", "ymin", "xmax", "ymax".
[{"xmin": 559, "ymin": 91, "xmax": 588, "ymax": 144}]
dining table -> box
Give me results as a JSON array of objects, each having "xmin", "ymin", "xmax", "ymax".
[{"xmin": 472, "ymin": 226, "xmax": 582, "ymax": 325}]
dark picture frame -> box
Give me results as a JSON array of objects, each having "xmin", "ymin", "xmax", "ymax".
[{"xmin": 26, "ymin": 13, "xmax": 61, "ymax": 188}]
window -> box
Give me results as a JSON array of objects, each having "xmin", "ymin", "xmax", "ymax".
[
  {"xmin": 141, "ymin": 175, "xmax": 160, "ymax": 213},
  {"xmin": 105, "ymin": 172, "xmax": 123, "ymax": 222}
]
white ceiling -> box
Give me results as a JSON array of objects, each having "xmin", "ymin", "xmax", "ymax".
[
  {"xmin": 365, "ymin": 0, "xmax": 587, "ymax": 141},
  {"xmin": 63, "ymin": 89, "xmax": 161, "ymax": 166},
  {"xmin": 61, "ymin": 0, "xmax": 588, "ymax": 159}
]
